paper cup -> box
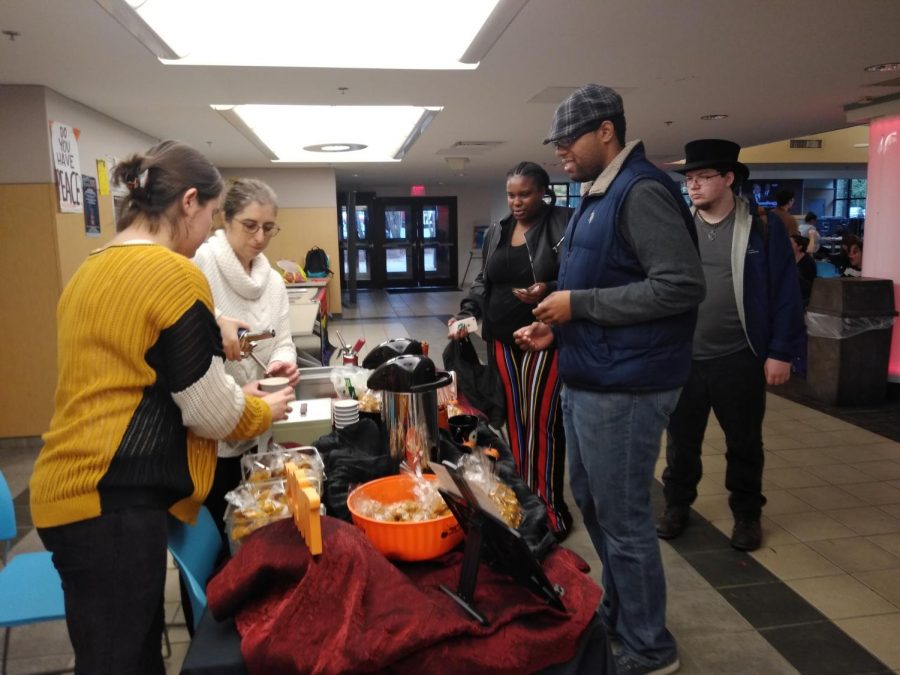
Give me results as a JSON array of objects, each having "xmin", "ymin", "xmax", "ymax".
[{"xmin": 259, "ymin": 376, "xmax": 291, "ymax": 393}]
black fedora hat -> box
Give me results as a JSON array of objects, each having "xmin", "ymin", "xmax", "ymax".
[{"xmin": 676, "ymin": 139, "xmax": 749, "ymax": 183}]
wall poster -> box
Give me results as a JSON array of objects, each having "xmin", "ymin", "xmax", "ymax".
[
  {"xmin": 50, "ymin": 121, "xmax": 83, "ymax": 213},
  {"xmin": 82, "ymin": 175, "xmax": 101, "ymax": 237}
]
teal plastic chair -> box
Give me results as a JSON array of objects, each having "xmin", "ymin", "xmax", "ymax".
[
  {"xmin": 167, "ymin": 507, "xmax": 222, "ymax": 632},
  {"xmin": 0, "ymin": 470, "xmax": 68, "ymax": 675}
]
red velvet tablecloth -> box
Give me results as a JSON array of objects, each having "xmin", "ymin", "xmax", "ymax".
[{"xmin": 207, "ymin": 517, "xmax": 602, "ymax": 675}]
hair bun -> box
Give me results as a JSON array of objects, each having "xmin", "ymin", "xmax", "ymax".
[{"xmin": 125, "ymin": 169, "xmax": 150, "ymax": 201}]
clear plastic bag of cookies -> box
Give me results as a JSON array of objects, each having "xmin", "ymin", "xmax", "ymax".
[{"xmin": 241, "ymin": 443, "xmax": 325, "ymax": 490}]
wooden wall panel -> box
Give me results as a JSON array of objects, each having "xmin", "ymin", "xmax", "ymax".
[{"xmin": 0, "ymin": 184, "xmax": 62, "ymax": 437}]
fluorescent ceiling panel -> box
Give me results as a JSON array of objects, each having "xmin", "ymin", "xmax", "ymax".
[
  {"xmin": 105, "ymin": 0, "xmax": 525, "ymax": 69},
  {"xmin": 215, "ymin": 104, "xmax": 441, "ymax": 162}
]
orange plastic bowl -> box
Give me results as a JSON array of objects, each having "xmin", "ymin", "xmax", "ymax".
[{"xmin": 347, "ymin": 474, "xmax": 463, "ymax": 561}]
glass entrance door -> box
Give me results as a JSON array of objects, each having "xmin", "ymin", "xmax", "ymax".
[
  {"xmin": 383, "ymin": 202, "xmax": 415, "ymax": 283},
  {"xmin": 376, "ymin": 197, "xmax": 457, "ymax": 287},
  {"xmin": 339, "ymin": 202, "xmax": 372, "ymax": 285}
]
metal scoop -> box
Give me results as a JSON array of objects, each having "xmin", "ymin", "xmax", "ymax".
[{"xmin": 238, "ymin": 328, "xmax": 276, "ymax": 375}]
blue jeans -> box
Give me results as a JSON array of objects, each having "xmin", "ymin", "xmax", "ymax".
[{"xmin": 562, "ymin": 385, "xmax": 680, "ymax": 668}]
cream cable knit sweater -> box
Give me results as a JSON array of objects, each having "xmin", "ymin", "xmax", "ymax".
[{"xmin": 194, "ymin": 230, "xmax": 296, "ymax": 457}]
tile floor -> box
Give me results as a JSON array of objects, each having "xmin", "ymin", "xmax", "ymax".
[{"xmin": 2, "ymin": 289, "xmax": 899, "ymax": 674}]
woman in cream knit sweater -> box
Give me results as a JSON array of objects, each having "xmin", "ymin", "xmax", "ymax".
[{"xmin": 193, "ymin": 178, "xmax": 299, "ymax": 537}]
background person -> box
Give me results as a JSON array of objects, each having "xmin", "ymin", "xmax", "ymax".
[
  {"xmin": 516, "ymin": 84, "xmax": 705, "ymax": 674},
  {"xmin": 29, "ymin": 141, "xmax": 294, "ymax": 674},
  {"xmin": 842, "ymin": 235, "xmax": 863, "ymax": 277},
  {"xmin": 448, "ymin": 161, "xmax": 572, "ymax": 539},
  {"xmin": 193, "ymin": 177, "xmax": 299, "ymax": 538},
  {"xmin": 790, "ymin": 234, "xmax": 817, "ymax": 306},
  {"xmin": 771, "ymin": 188, "xmax": 799, "ymax": 236},
  {"xmin": 800, "ymin": 211, "xmax": 821, "ymax": 256},
  {"xmin": 790, "ymin": 234, "xmax": 816, "ymax": 377},
  {"xmin": 658, "ymin": 139, "xmax": 804, "ymax": 552}
]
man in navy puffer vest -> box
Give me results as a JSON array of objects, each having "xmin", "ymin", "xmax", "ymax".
[{"xmin": 515, "ymin": 84, "xmax": 705, "ymax": 675}]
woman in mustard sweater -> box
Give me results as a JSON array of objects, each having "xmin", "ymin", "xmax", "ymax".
[{"xmin": 29, "ymin": 140, "xmax": 294, "ymax": 675}]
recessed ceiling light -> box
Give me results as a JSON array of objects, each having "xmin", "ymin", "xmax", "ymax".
[
  {"xmin": 864, "ymin": 62, "xmax": 900, "ymax": 73},
  {"xmin": 304, "ymin": 143, "xmax": 368, "ymax": 153},
  {"xmin": 213, "ymin": 104, "xmax": 441, "ymax": 162},
  {"xmin": 700, "ymin": 113, "xmax": 729, "ymax": 121},
  {"xmin": 97, "ymin": 0, "xmax": 528, "ymax": 69}
]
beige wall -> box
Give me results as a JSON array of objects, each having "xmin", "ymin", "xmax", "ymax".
[
  {"xmin": 264, "ymin": 207, "xmax": 343, "ymax": 315},
  {"xmin": 0, "ymin": 85, "xmax": 53, "ymax": 184},
  {"xmin": 740, "ymin": 126, "xmax": 870, "ymax": 164},
  {"xmin": 220, "ymin": 168, "xmax": 341, "ymax": 313},
  {"xmin": 221, "ymin": 167, "xmax": 336, "ymax": 208}
]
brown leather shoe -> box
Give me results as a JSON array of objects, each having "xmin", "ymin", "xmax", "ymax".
[
  {"xmin": 731, "ymin": 519, "xmax": 762, "ymax": 551},
  {"xmin": 656, "ymin": 507, "xmax": 689, "ymax": 539}
]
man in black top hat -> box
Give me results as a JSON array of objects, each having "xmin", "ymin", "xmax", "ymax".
[{"xmin": 657, "ymin": 139, "xmax": 805, "ymax": 552}]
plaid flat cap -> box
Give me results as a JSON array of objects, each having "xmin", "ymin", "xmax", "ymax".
[{"xmin": 544, "ymin": 84, "xmax": 624, "ymax": 145}]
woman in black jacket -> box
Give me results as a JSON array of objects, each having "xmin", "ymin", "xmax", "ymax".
[{"xmin": 448, "ymin": 161, "xmax": 572, "ymax": 539}]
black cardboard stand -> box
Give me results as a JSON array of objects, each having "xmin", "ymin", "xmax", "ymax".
[{"xmin": 436, "ymin": 461, "xmax": 565, "ymax": 625}]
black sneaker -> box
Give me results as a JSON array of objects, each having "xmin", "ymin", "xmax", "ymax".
[
  {"xmin": 656, "ymin": 507, "xmax": 689, "ymax": 540},
  {"xmin": 615, "ymin": 653, "xmax": 680, "ymax": 674},
  {"xmin": 731, "ymin": 518, "xmax": 762, "ymax": 551}
]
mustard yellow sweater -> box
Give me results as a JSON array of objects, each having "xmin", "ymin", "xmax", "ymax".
[{"xmin": 30, "ymin": 243, "xmax": 272, "ymax": 528}]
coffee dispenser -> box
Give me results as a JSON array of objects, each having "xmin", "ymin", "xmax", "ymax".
[{"xmin": 367, "ymin": 354, "xmax": 452, "ymax": 470}]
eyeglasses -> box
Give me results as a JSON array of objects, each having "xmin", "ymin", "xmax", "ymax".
[
  {"xmin": 236, "ymin": 219, "xmax": 280, "ymax": 237},
  {"xmin": 552, "ymin": 122, "xmax": 606, "ymax": 150},
  {"xmin": 682, "ymin": 172, "xmax": 724, "ymax": 188},
  {"xmin": 552, "ymin": 129, "xmax": 596, "ymax": 150},
  {"xmin": 551, "ymin": 134, "xmax": 582, "ymax": 150}
]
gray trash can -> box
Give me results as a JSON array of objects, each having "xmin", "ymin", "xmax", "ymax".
[{"xmin": 805, "ymin": 278, "xmax": 897, "ymax": 406}]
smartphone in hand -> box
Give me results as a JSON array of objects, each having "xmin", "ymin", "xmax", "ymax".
[{"xmin": 448, "ymin": 316, "xmax": 479, "ymax": 337}]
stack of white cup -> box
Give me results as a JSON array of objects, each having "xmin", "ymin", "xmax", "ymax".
[{"xmin": 333, "ymin": 399, "xmax": 360, "ymax": 429}]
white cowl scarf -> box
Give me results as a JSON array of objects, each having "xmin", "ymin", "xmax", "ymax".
[{"xmin": 193, "ymin": 229, "xmax": 296, "ymax": 457}]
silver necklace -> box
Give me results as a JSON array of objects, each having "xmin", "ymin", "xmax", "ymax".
[
  {"xmin": 696, "ymin": 210, "xmax": 729, "ymax": 241},
  {"xmin": 697, "ymin": 211, "xmax": 722, "ymax": 241}
]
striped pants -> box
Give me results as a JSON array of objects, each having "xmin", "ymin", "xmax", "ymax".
[{"xmin": 493, "ymin": 340, "xmax": 571, "ymax": 537}]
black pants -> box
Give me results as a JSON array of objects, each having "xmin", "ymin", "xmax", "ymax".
[
  {"xmin": 38, "ymin": 509, "xmax": 168, "ymax": 675},
  {"xmin": 662, "ymin": 348, "xmax": 767, "ymax": 520}
]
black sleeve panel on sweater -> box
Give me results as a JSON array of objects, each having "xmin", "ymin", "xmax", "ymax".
[{"xmin": 146, "ymin": 300, "xmax": 225, "ymax": 394}]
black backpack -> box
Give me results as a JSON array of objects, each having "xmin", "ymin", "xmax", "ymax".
[{"xmin": 304, "ymin": 247, "xmax": 332, "ymax": 278}]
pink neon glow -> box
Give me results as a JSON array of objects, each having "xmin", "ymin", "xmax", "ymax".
[{"xmin": 866, "ymin": 115, "xmax": 900, "ymax": 382}]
